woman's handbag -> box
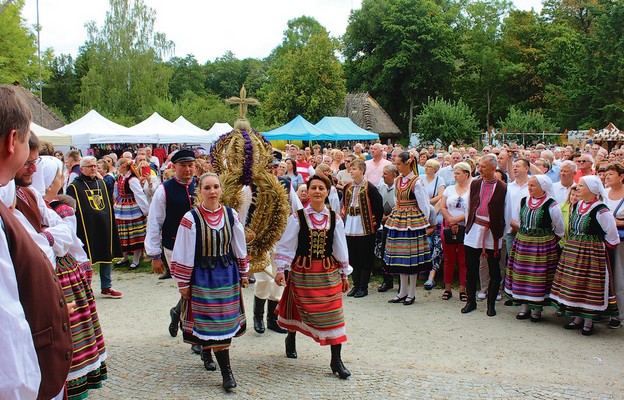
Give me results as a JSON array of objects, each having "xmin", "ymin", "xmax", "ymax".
[{"xmin": 443, "ymin": 225, "xmax": 465, "ymax": 244}]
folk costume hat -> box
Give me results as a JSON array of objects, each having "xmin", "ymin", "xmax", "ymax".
[
  {"xmin": 581, "ymin": 175, "xmax": 606, "ymax": 199},
  {"xmin": 31, "ymin": 156, "xmax": 63, "ymax": 196},
  {"xmin": 171, "ymin": 149, "xmax": 196, "ymax": 164},
  {"xmin": 533, "ymin": 174, "xmax": 554, "ymax": 200}
]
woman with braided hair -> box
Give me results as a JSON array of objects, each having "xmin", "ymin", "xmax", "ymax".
[
  {"xmin": 113, "ymin": 158, "xmax": 149, "ymax": 269},
  {"xmin": 384, "ymin": 151, "xmax": 432, "ymax": 306}
]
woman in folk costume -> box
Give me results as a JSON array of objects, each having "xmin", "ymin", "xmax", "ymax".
[
  {"xmin": 171, "ymin": 173, "xmax": 249, "ymax": 392},
  {"xmin": 384, "ymin": 151, "xmax": 432, "ymax": 306},
  {"xmin": 113, "ymin": 158, "xmax": 149, "ymax": 269},
  {"xmin": 550, "ymin": 175, "xmax": 620, "ymax": 336},
  {"xmin": 504, "ymin": 175, "xmax": 565, "ymax": 322},
  {"xmin": 36, "ymin": 156, "xmax": 108, "ymax": 400},
  {"xmin": 273, "ymin": 173, "xmax": 353, "ymax": 379}
]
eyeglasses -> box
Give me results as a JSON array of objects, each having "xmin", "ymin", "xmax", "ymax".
[
  {"xmin": 24, "ymin": 157, "xmax": 41, "ymax": 168},
  {"xmin": 576, "ymin": 160, "xmax": 588, "ymax": 163},
  {"xmin": 82, "ymin": 164, "xmax": 97, "ymax": 169}
]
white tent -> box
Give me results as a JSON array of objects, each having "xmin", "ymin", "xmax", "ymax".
[
  {"xmin": 173, "ymin": 116, "xmax": 220, "ymax": 145},
  {"xmin": 207, "ymin": 122, "xmax": 234, "ymax": 140},
  {"xmin": 131, "ymin": 113, "xmax": 208, "ymax": 144},
  {"xmin": 56, "ymin": 110, "xmax": 156, "ymax": 145},
  {"xmin": 31, "ymin": 122, "xmax": 72, "ymax": 146}
]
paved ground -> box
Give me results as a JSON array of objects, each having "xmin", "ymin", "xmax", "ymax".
[{"xmin": 89, "ymin": 269, "xmax": 623, "ymax": 399}]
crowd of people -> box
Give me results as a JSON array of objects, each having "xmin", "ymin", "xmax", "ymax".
[{"xmin": 2, "ymin": 78, "xmax": 623, "ymax": 398}]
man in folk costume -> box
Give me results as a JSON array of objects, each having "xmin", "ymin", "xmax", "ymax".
[
  {"xmin": 67, "ymin": 156, "xmax": 124, "ymax": 299},
  {"xmin": 342, "ymin": 159, "xmax": 383, "ymax": 298},
  {"xmin": 461, "ymin": 154, "xmax": 508, "ymax": 317},
  {"xmin": 0, "ymin": 88, "xmax": 73, "ymax": 400}
]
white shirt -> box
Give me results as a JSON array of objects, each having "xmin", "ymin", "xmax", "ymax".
[
  {"xmin": 576, "ymin": 200, "xmax": 620, "ymax": 246},
  {"xmin": 423, "ymin": 174, "xmax": 445, "ymax": 200},
  {"xmin": 464, "ymin": 182, "xmax": 508, "ymax": 250},
  {"xmin": 344, "ymin": 181, "xmax": 367, "ymax": 236},
  {"xmin": 0, "ymin": 216, "xmax": 41, "ymax": 400},
  {"xmin": 552, "ymin": 181, "xmax": 573, "ymax": 205},
  {"xmin": 127, "ymin": 176, "xmax": 150, "ymax": 215},
  {"xmin": 438, "ymin": 165, "xmax": 456, "ymax": 186},
  {"xmin": 274, "ymin": 206, "xmax": 351, "ymax": 275},
  {"xmin": 544, "ymin": 199, "xmax": 566, "ymax": 238},
  {"xmin": 443, "ymin": 185, "xmax": 469, "ymax": 224},
  {"xmin": 328, "ymin": 186, "xmax": 341, "ymax": 214},
  {"xmin": 505, "ymin": 179, "xmax": 529, "ymax": 234},
  {"xmin": 15, "ymin": 187, "xmax": 73, "ymax": 266}
]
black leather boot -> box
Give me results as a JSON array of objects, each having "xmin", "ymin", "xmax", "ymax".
[
  {"xmin": 201, "ymin": 348, "xmax": 216, "ymax": 371},
  {"xmin": 214, "ymin": 349, "xmax": 237, "ymax": 391},
  {"xmin": 285, "ymin": 331, "xmax": 297, "ymax": 358},
  {"xmin": 266, "ymin": 300, "xmax": 287, "ymax": 333},
  {"xmin": 168, "ymin": 306, "xmax": 180, "ymax": 337},
  {"xmin": 253, "ymin": 296, "xmax": 266, "ymax": 334},
  {"xmin": 330, "ymin": 344, "xmax": 351, "ymax": 379},
  {"xmin": 486, "ymin": 296, "xmax": 497, "ymax": 317}
]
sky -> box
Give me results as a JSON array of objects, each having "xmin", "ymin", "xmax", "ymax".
[{"xmin": 22, "ymin": 0, "xmax": 543, "ymax": 64}]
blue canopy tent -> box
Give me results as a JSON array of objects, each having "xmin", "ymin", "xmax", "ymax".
[
  {"xmin": 262, "ymin": 115, "xmax": 327, "ymax": 141},
  {"xmin": 315, "ymin": 117, "xmax": 379, "ymax": 140}
]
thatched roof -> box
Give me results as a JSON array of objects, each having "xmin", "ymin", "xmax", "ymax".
[
  {"xmin": 12, "ymin": 83, "xmax": 65, "ymax": 130},
  {"xmin": 337, "ymin": 92, "xmax": 401, "ymax": 139}
]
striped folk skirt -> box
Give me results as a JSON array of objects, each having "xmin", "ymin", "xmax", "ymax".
[
  {"xmin": 550, "ymin": 236, "xmax": 619, "ymax": 319},
  {"xmin": 384, "ymin": 227, "xmax": 432, "ymax": 275},
  {"xmin": 504, "ymin": 232, "xmax": 560, "ymax": 307},
  {"xmin": 181, "ymin": 258, "xmax": 246, "ymax": 348},
  {"xmin": 113, "ymin": 196, "xmax": 146, "ymax": 252},
  {"xmin": 277, "ymin": 260, "xmax": 346, "ymax": 346},
  {"xmin": 56, "ymin": 254, "xmax": 107, "ymax": 400}
]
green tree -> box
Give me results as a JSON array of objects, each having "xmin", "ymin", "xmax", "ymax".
[
  {"xmin": 497, "ymin": 105, "xmax": 557, "ymax": 133},
  {"xmin": 166, "ymin": 54, "xmax": 205, "ymax": 101},
  {"xmin": 343, "ymin": 0, "xmax": 458, "ymax": 134},
  {"xmin": 80, "ymin": 0, "xmax": 174, "ymax": 121},
  {"xmin": 455, "ymin": 0, "xmax": 520, "ymax": 130},
  {"xmin": 498, "ymin": 10, "xmax": 546, "ymax": 112},
  {"xmin": 176, "ymin": 91, "xmax": 238, "ymax": 130},
  {"xmin": 414, "ymin": 97, "xmax": 480, "ymax": 144},
  {"xmin": 0, "ymin": 0, "xmax": 42, "ymax": 87},
  {"xmin": 43, "ymin": 54, "xmax": 81, "ymax": 120},
  {"xmin": 261, "ymin": 17, "xmax": 345, "ymax": 125}
]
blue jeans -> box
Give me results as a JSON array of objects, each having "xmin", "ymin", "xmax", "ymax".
[{"xmin": 99, "ymin": 262, "xmax": 112, "ymax": 290}]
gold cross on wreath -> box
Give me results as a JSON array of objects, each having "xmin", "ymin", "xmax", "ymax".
[{"xmin": 225, "ymin": 85, "xmax": 260, "ymax": 120}]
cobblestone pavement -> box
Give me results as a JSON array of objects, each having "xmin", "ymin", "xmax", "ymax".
[{"xmin": 89, "ymin": 272, "xmax": 623, "ymax": 399}]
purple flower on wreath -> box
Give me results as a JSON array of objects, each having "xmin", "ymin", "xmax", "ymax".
[{"xmin": 240, "ymin": 130, "xmax": 254, "ymax": 186}]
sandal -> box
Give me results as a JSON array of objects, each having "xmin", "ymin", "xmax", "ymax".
[
  {"xmin": 424, "ymin": 279, "xmax": 436, "ymax": 290},
  {"xmin": 459, "ymin": 292, "xmax": 468, "ymax": 302},
  {"xmin": 442, "ymin": 291, "xmax": 452, "ymax": 300},
  {"xmin": 516, "ymin": 311, "xmax": 531, "ymax": 320}
]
